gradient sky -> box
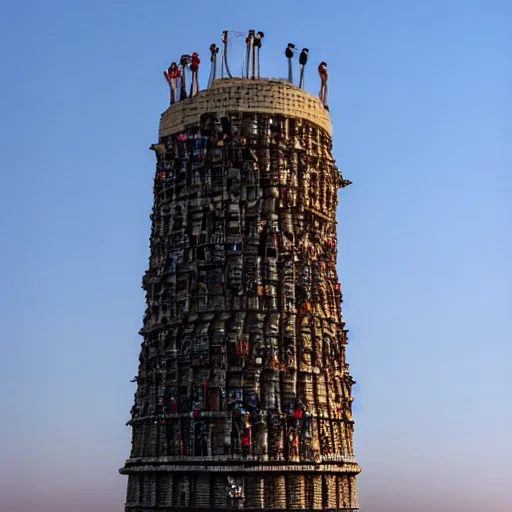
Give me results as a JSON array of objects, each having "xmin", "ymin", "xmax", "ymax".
[{"xmin": 0, "ymin": 1, "xmax": 511, "ymax": 511}]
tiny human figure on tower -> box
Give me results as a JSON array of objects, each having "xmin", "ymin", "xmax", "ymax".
[
  {"xmin": 253, "ymin": 31, "xmax": 264, "ymax": 78},
  {"xmin": 163, "ymin": 62, "xmax": 181, "ymax": 105},
  {"xmin": 245, "ymin": 29, "xmax": 255, "ymax": 78},
  {"xmin": 285, "ymin": 43, "xmax": 296, "ymax": 83},
  {"xmin": 318, "ymin": 61, "xmax": 329, "ymax": 110},
  {"xmin": 179, "ymin": 54, "xmax": 190, "ymax": 100},
  {"xmin": 299, "ymin": 48, "xmax": 309, "ymax": 89},
  {"xmin": 189, "ymin": 52, "xmax": 200, "ymax": 97},
  {"xmin": 222, "ymin": 30, "xmax": 232, "ymax": 78},
  {"xmin": 208, "ymin": 44, "xmax": 219, "ymax": 88}
]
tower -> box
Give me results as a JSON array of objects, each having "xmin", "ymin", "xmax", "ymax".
[{"xmin": 120, "ymin": 56, "xmax": 361, "ymax": 511}]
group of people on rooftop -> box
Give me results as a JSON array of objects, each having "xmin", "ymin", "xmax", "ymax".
[{"xmin": 164, "ymin": 29, "xmax": 330, "ymax": 109}]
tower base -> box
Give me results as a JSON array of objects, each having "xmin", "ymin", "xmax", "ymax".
[
  {"xmin": 121, "ymin": 464, "xmax": 360, "ymax": 512},
  {"xmin": 126, "ymin": 509, "xmax": 359, "ymax": 512}
]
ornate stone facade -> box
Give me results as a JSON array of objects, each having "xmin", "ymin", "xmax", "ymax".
[{"xmin": 120, "ymin": 78, "xmax": 360, "ymax": 511}]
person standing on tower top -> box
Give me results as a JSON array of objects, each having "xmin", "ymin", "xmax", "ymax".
[
  {"xmin": 190, "ymin": 52, "xmax": 200, "ymax": 97},
  {"xmin": 285, "ymin": 43, "xmax": 296, "ymax": 83},
  {"xmin": 179, "ymin": 54, "xmax": 190, "ymax": 100},
  {"xmin": 318, "ymin": 61, "xmax": 329, "ymax": 110},
  {"xmin": 299, "ymin": 48, "xmax": 309, "ymax": 89},
  {"xmin": 208, "ymin": 44, "xmax": 219, "ymax": 88},
  {"xmin": 253, "ymin": 31, "xmax": 264, "ymax": 78},
  {"xmin": 163, "ymin": 62, "xmax": 181, "ymax": 105},
  {"xmin": 222, "ymin": 30, "xmax": 233, "ymax": 78},
  {"xmin": 245, "ymin": 29, "xmax": 255, "ymax": 78}
]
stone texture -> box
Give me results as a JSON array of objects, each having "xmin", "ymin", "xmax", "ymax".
[
  {"xmin": 120, "ymin": 78, "xmax": 360, "ymax": 511},
  {"xmin": 159, "ymin": 78, "xmax": 332, "ymax": 138}
]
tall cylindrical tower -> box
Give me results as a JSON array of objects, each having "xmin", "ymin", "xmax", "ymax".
[{"xmin": 120, "ymin": 77, "xmax": 361, "ymax": 511}]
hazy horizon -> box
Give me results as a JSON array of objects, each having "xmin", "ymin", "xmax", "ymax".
[{"xmin": 1, "ymin": 0, "xmax": 511, "ymax": 511}]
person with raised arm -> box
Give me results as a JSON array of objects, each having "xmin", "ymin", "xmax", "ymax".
[{"xmin": 163, "ymin": 62, "xmax": 181, "ymax": 105}]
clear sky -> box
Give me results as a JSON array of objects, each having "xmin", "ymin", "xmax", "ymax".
[{"xmin": 0, "ymin": 1, "xmax": 510, "ymax": 511}]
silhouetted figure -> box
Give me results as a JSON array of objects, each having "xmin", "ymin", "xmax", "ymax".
[
  {"xmin": 245, "ymin": 29, "xmax": 255, "ymax": 78},
  {"xmin": 163, "ymin": 62, "xmax": 181, "ymax": 105},
  {"xmin": 285, "ymin": 43, "xmax": 296, "ymax": 83},
  {"xmin": 222, "ymin": 30, "xmax": 233, "ymax": 78},
  {"xmin": 208, "ymin": 44, "xmax": 220, "ymax": 88},
  {"xmin": 318, "ymin": 61, "xmax": 328, "ymax": 109},
  {"xmin": 180, "ymin": 54, "xmax": 190, "ymax": 100},
  {"xmin": 190, "ymin": 52, "xmax": 200, "ymax": 97},
  {"xmin": 253, "ymin": 31, "xmax": 264, "ymax": 79},
  {"xmin": 299, "ymin": 48, "xmax": 309, "ymax": 89}
]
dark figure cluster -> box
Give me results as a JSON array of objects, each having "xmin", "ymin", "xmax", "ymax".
[{"xmin": 163, "ymin": 28, "xmax": 329, "ymax": 109}]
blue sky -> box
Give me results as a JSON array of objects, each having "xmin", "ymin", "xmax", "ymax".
[{"xmin": 0, "ymin": 1, "xmax": 510, "ymax": 511}]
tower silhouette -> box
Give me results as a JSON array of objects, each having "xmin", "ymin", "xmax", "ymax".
[{"xmin": 120, "ymin": 71, "xmax": 361, "ymax": 511}]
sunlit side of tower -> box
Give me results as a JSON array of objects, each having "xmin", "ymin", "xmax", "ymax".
[{"xmin": 120, "ymin": 32, "xmax": 360, "ymax": 512}]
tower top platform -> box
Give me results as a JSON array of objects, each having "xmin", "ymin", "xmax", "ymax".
[{"xmin": 159, "ymin": 78, "xmax": 332, "ymax": 138}]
